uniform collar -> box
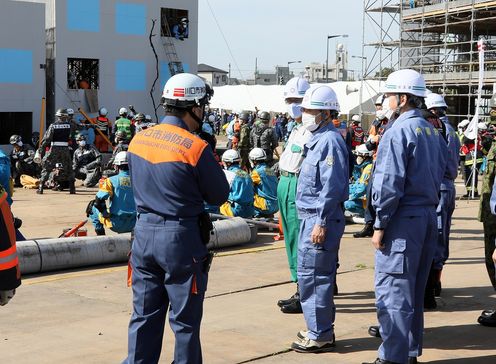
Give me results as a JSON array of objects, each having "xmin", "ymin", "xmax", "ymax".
[
  {"xmin": 396, "ymin": 109, "xmax": 422, "ymax": 123},
  {"xmin": 118, "ymin": 169, "xmax": 130, "ymax": 176},
  {"xmin": 228, "ymin": 165, "xmax": 240, "ymax": 171},
  {"xmin": 313, "ymin": 120, "xmax": 336, "ymax": 137},
  {"xmin": 160, "ymin": 116, "xmax": 189, "ymax": 131}
]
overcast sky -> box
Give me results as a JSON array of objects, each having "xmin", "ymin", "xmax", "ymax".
[{"xmin": 198, "ymin": 0, "xmax": 372, "ymax": 80}]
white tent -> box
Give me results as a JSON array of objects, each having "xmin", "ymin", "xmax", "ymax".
[{"xmin": 211, "ymin": 80, "xmax": 383, "ymax": 116}]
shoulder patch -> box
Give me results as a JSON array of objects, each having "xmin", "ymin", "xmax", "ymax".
[
  {"xmin": 128, "ymin": 124, "xmax": 207, "ymax": 166},
  {"xmin": 326, "ymin": 156, "xmax": 334, "ymax": 166}
]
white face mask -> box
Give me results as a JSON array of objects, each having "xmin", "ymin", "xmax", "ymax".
[
  {"xmin": 287, "ymin": 103, "xmax": 302, "ymax": 119},
  {"xmin": 356, "ymin": 156, "xmax": 364, "ymax": 165},
  {"xmin": 302, "ymin": 113, "xmax": 320, "ymax": 132},
  {"xmin": 78, "ymin": 140, "xmax": 86, "ymax": 147}
]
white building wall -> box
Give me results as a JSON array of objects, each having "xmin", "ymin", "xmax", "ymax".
[{"xmin": 0, "ymin": 1, "xmax": 46, "ymax": 144}]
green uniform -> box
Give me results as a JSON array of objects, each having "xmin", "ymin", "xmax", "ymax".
[
  {"xmin": 479, "ymin": 122, "xmax": 496, "ymax": 289},
  {"xmin": 277, "ymin": 173, "xmax": 299, "ymax": 282}
]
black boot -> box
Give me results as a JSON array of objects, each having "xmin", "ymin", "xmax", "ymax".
[
  {"xmin": 353, "ymin": 223, "xmax": 373, "ymax": 238},
  {"xmin": 362, "ymin": 359, "xmax": 400, "ymax": 364},
  {"xmin": 368, "ymin": 325, "xmax": 381, "ymax": 338},
  {"xmin": 280, "ymin": 298, "xmax": 302, "ymax": 314},
  {"xmin": 424, "ymin": 267, "xmax": 437, "ymax": 309},
  {"xmin": 277, "ymin": 288, "xmax": 299, "ymax": 307},
  {"xmin": 69, "ymin": 181, "xmax": 76, "ymax": 194},
  {"xmin": 36, "ymin": 185, "xmax": 44, "ymax": 194},
  {"xmin": 95, "ymin": 228, "xmax": 106, "ymax": 236},
  {"xmin": 478, "ymin": 310, "xmax": 496, "ymax": 327}
]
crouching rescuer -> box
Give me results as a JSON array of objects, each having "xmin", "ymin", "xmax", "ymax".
[
  {"xmin": 123, "ymin": 73, "xmax": 229, "ymax": 364},
  {"xmin": 87, "ymin": 151, "xmax": 136, "ymax": 236}
]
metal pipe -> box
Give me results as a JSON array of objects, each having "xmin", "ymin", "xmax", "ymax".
[
  {"xmin": 210, "ymin": 213, "xmax": 279, "ymax": 230},
  {"xmin": 17, "ymin": 218, "xmax": 258, "ymax": 274}
]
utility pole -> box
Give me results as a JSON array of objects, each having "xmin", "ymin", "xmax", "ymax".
[
  {"xmin": 254, "ymin": 57, "xmax": 258, "ymax": 85},
  {"xmin": 228, "ymin": 63, "xmax": 231, "ymax": 85}
]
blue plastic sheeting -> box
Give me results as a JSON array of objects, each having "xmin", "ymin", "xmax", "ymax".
[
  {"xmin": 67, "ymin": 0, "xmax": 100, "ymax": 32},
  {"xmin": 0, "ymin": 49, "xmax": 32, "ymax": 84},
  {"xmin": 115, "ymin": 3, "xmax": 146, "ymax": 36},
  {"xmin": 116, "ymin": 60, "xmax": 146, "ymax": 91}
]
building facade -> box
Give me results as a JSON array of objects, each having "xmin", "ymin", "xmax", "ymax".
[
  {"xmin": 1, "ymin": 0, "xmax": 199, "ymax": 144},
  {"xmin": 400, "ymin": 0, "xmax": 496, "ymax": 122},
  {"xmin": 198, "ymin": 63, "xmax": 228, "ymax": 86}
]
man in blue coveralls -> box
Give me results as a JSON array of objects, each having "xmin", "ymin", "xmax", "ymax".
[
  {"xmin": 363, "ymin": 69, "xmax": 447, "ymax": 364},
  {"xmin": 219, "ymin": 149, "xmax": 255, "ymax": 218},
  {"xmin": 248, "ymin": 148, "xmax": 278, "ymax": 217},
  {"xmin": 124, "ymin": 73, "xmax": 229, "ymax": 363},
  {"xmin": 290, "ymin": 85, "xmax": 349, "ymax": 353},
  {"xmin": 88, "ymin": 151, "xmax": 136, "ymax": 236},
  {"xmin": 423, "ymin": 92, "xmax": 460, "ymax": 308}
]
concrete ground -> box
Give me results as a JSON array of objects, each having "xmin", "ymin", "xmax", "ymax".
[{"xmin": 3, "ymin": 182, "xmax": 496, "ymax": 363}]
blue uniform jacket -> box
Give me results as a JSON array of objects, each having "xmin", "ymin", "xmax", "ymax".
[
  {"xmin": 349, "ymin": 161, "xmax": 373, "ymax": 201},
  {"xmin": 372, "ymin": 109, "xmax": 447, "ymax": 229},
  {"xmin": 97, "ymin": 170, "xmax": 136, "ymax": 217},
  {"xmin": 441, "ymin": 119, "xmax": 460, "ymax": 190},
  {"xmin": 128, "ymin": 116, "xmax": 229, "ymax": 217},
  {"xmin": 296, "ymin": 122, "xmax": 349, "ymax": 226},
  {"xmin": 0, "ymin": 149, "xmax": 12, "ymax": 205},
  {"xmin": 227, "ymin": 165, "xmax": 254, "ymax": 208},
  {"xmin": 252, "ymin": 164, "xmax": 278, "ymax": 202}
]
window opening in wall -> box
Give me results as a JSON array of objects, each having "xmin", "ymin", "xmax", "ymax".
[
  {"xmin": 0, "ymin": 112, "xmax": 32, "ymax": 145},
  {"xmin": 161, "ymin": 8, "xmax": 189, "ymax": 40},
  {"xmin": 67, "ymin": 58, "xmax": 99, "ymax": 89}
]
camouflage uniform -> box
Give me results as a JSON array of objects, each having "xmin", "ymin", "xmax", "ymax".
[
  {"xmin": 479, "ymin": 114, "xmax": 496, "ymax": 290},
  {"xmin": 73, "ymin": 145, "xmax": 102, "ymax": 187},
  {"xmin": 250, "ymin": 122, "xmax": 278, "ymax": 165},
  {"xmin": 238, "ymin": 123, "xmax": 251, "ymax": 170},
  {"xmin": 38, "ymin": 120, "xmax": 76, "ymax": 192}
]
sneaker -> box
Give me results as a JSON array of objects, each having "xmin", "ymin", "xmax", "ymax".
[
  {"xmin": 296, "ymin": 330, "xmax": 308, "ymax": 341},
  {"xmin": 291, "ymin": 335, "xmax": 335, "ymax": 353}
]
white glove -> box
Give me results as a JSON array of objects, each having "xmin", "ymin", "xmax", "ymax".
[{"xmin": 0, "ymin": 289, "xmax": 16, "ymax": 306}]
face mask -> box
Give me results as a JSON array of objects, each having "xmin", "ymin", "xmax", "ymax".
[
  {"xmin": 287, "ymin": 103, "xmax": 302, "ymax": 119},
  {"xmin": 356, "ymin": 156, "xmax": 364, "ymax": 165},
  {"xmin": 302, "ymin": 113, "xmax": 320, "ymax": 132},
  {"xmin": 78, "ymin": 140, "xmax": 86, "ymax": 147}
]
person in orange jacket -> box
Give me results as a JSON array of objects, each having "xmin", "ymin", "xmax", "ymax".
[{"xmin": 0, "ymin": 185, "xmax": 21, "ymax": 306}]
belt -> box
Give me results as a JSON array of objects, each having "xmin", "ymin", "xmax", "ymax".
[
  {"xmin": 137, "ymin": 211, "xmax": 198, "ymax": 223},
  {"xmin": 51, "ymin": 142, "xmax": 69, "ymax": 147},
  {"xmin": 280, "ymin": 169, "xmax": 297, "ymax": 177}
]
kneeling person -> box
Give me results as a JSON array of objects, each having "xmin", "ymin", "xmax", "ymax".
[
  {"xmin": 249, "ymin": 148, "xmax": 278, "ymax": 217},
  {"xmin": 220, "ymin": 149, "xmax": 254, "ymax": 218},
  {"xmin": 88, "ymin": 152, "xmax": 136, "ymax": 235},
  {"xmin": 73, "ymin": 135, "xmax": 102, "ymax": 187},
  {"xmin": 344, "ymin": 144, "xmax": 373, "ymax": 217}
]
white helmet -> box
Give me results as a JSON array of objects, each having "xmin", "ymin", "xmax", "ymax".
[
  {"xmin": 145, "ymin": 114, "xmax": 152, "ymax": 121},
  {"xmin": 248, "ymin": 148, "xmax": 267, "ymax": 162},
  {"xmin": 119, "ymin": 107, "xmax": 128, "ymax": 116},
  {"xmin": 221, "ymin": 149, "xmax": 240, "ymax": 163},
  {"xmin": 99, "ymin": 107, "xmax": 108, "ymax": 116},
  {"xmin": 351, "ymin": 114, "xmax": 360, "ymax": 122},
  {"xmin": 478, "ymin": 122, "xmax": 488, "ymax": 131},
  {"xmin": 284, "ymin": 77, "xmax": 310, "ymax": 100},
  {"xmin": 458, "ymin": 119, "xmax": 470, "ymax": 130},
  {"xmin": 300, "ymin": 85, "xmax": 340, "ymax": 111},
  {"xmin": 114, "ymin": 151, "xmax": 128, "ymax": 166},
  {"xmin": 381, "ymin": 69, "xmax": 427, "ymax": 97},
  {"xmin": 354, "ymin": 144, "xmax": 374, "ymax": 157},
  {"xmin": 425, "ymin": 93, "xmax": 447, "ymax": 109},
  {"xmin": 67, "ymin": 108, "xmax": 74, "ymax": 116},
  {"xmin": 375, "ymin": 95, "xmax": 384, "ymax": 105},
  {"xmin": 162, "ymin": 73, "xmax": 213, "ymax": 108},
  {"xmin": 208, "ymin": 114, "xmax": 216, "ymax": 123}
]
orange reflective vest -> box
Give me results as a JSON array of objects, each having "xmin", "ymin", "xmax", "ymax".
[{"xmin": 0, "ymin": 188, "xmax": 21, "ymax": 290}]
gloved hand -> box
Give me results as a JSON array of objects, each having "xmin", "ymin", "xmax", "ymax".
[{"xmin": 0, "ymin": 289, "xmax": 16, "ymax": 306}]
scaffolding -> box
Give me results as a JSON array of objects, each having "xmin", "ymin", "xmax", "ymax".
[
  {"xmin": 400, "ymin": 0, "xmax": 496, "ymax": 122},
  {"xmin": 361, "ymin": 0, "xmax": 402, "ymax": 80}
]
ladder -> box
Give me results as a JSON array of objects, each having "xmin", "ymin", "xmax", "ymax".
[{"xmin": 161, "ymin": 15, "xmax": 184, "ymax": 76}]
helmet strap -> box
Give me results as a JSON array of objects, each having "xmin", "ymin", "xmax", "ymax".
[{"xmin": 187, "ymin": 106, "xmax": 205, "ymax": 130}]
